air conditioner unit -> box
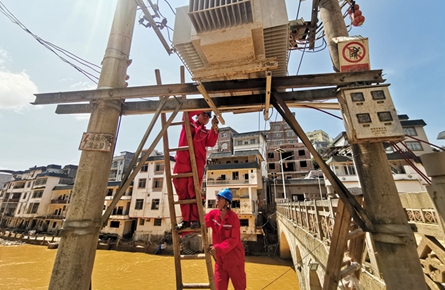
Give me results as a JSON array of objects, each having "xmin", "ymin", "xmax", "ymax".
[{"xmin": 173, "ymin": 0, "xmax": 289, "ymax": 82}]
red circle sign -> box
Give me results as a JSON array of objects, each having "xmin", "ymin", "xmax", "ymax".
[{"xmin": 342, "ymin": 42, "xmax": 366, "ymax": 63}]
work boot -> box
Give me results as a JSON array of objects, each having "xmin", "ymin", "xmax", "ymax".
[
  {"xmin": 175, "ymin": 221, "xmax": 190, "ymax": 230},
  {"xmin": 190, "ymin": 221, "xmax": 200, "ymax": 229}
]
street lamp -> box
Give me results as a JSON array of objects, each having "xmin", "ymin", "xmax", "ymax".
[{"xmin": 275, "ymin": 148, "xmax": 292, "ymax": 200}]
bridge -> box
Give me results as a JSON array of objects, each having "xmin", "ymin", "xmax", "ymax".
[{"xmin": 275, "ymin": 151, "xmax": 445, "ymax": 290}]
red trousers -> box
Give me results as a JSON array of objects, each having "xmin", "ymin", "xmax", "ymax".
[
  {"xmin": 172, "ymin": 160, "xmax": 205, "ymax": 222},
  {"xmin": 214, "ymin": 263, "xmax": 246, "ymax": 290}
]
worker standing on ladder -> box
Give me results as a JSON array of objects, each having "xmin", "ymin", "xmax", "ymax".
[
  {"xmin": 205, "ymin": 188, "xmax": 246, "ymax": 290},
  {"xmin": 173, "ymin": 111, "xmax": 219, "ymax": 230}
]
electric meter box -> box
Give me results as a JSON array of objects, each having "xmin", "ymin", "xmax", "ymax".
[{"xmin": 337, "ymin": 85, "xmax": 405, "ymax": 144}]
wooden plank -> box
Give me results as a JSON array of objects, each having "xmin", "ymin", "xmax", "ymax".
[
  {"xmin": 34, "ymin": 70, "xmax": 384, "ymax": 105},
  {"xmin": 323, "ymin": 200, "xmax": 351, "ymax": 290}
]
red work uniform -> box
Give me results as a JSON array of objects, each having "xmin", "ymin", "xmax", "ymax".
[
  {"xmin": 205, "ymin": 209, "xmax": 246, "ymax": 290},
  {"xmin": 173, "ymin": 111, "xmax": 218, "ymax": 223}
]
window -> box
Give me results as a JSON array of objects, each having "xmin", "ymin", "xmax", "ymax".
[
  {"xmin": 138, "ymin": 178, "xmax": 147, "ymax": 188},
  {"xmin": 23, "ymin": 192, "xmax": 27, "ymax": 199},
  {"xmin": 250, "ymin": 139, "xmax": 256, "ymax": 144},
  {"xmin": 403, "ymin": 127, "xmax": 417, "ymax": 136},
  {"xmin": 34, "ymin": 178, "xmax": 47, "ymax": 186},
  {"xmin": 107, "ymin": 188, "xmax": 113, "ymax": 196},
  {"xmin": 273, "ymin": 133, "xmax": 282, "ymax": 138},
  {"xmin": 208, "ymin": 200, "xmax": 215, "ymax": 208},
  {"xmin": 231, "ymin": 200, "xmax": 240, "ymax": 208},
  {"xmin": 268, "ymin": 152, "xmax": 274, "ymax": 159},
  {"xmin": 406, "ymin": 141, "xmax": 423, "ymax": 151},
  {"xmin": 135, "ymin": 199, "xmax": 143, "ymax": 210},
  {"xmin": 26, "ymin": 182, "xmax": 30, "ymax": 188},
  {"xmin": 232, "ymin": 172, "xmax": 239, "ymax": 180},
  {"xmin": 141, "ymin": 164, "xmax": 148, "ymax": 172},
  {"xmin": 152, "ymin": 178, "xmax": 163, "ymax": 191},
  {"xmin": 154, "ymin": 219, "xmax": 162, "ymax": 226},
  {"xmin": 151, "ymin": 199, "xmax": 160, "ymax": 210},
  {"xmin": 110, "ymin": 221, "xmax": 120, "ymax": 228},
  {"xmin": 298, "ymin": 150, "xmax": 305, "ymax": 156},
  {"xmin": 240, "ymin": 219, "xmax": 249, "ymax": 227},
  {"xmin": 139, "ymin": 218, "xmax": 145, "ymax": 226},
  {"xmin": 300, "ymin": 161, "xmax": 308, "ymax": 167},
  {"xmin": 221, "ymin": 132, "xmax": 228, "ymax": 138},
  {"xmin": 268, "ymin": 163, "xmax": 276, "ymax": 170},
  {"xmin": 155, "ymin": 164, "xmax": 164, "ymax": 172},
  {"xmin": 272, "ymin": 125, "xmax": 280, "ymax": 130},
  {"xmin": 52, "ymin": 222, "xmax": 57, "ymax": 228},
  {"xmin": 221, "ymin": 143, "xmax": 228, "ymax": 149},
  {"xmin": 27, "ymin": 203, "xmax": 40, "ymax": 214},
  {"xmin": 32, "ymin": 191, "xmax": 43, "ymax": 198},
  {"xmin": 237, "ymin": 140, "xmax": 243, "ymax": 145}
]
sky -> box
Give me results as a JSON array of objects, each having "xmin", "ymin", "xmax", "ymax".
[{"xmin": 0, "ymin": 0, "xmax": 444, "ymax": 171}]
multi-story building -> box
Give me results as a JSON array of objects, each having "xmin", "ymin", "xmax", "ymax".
[
  {"xmin": 206, "ymin": 150, "xmax": 264, "ymax": 242},
  {"xmin": 129, "ymin": 151, "xmax": 180, "ymax": 242},
  {"xmin": 207, "ymin": 127, "xmax": 238, "ymax": 155},
  {"xmin": 45, "ymin": 184, "xmax": 72, "ymax": 233},
  {"xmin": 0, "ymin": 164, "xmax": 77, "ymax": 231},
  {"xmin": 109, "ymin": 151, "xmax": 135, "ymax": 181},
  {"xmin": 102, "ymin": 181, "xmax": 134, "ymax": 238},
  {"xmin": 396, "ymin": 114, "xmax": 433, "ymax": 156},
  {"xmin": 306, "ymin": 129, "xmax": 332, "ymax": 152},
  {"xmin": 323, "ymin": 125, "xmax": 430, "ymax": 195}
]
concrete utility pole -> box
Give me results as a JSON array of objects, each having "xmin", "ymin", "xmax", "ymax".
[
  {"xmin": 319, "ymin": 1, "xmax": 428, "ymax": 289},
  {"xmin": 48, "ymin": 1, "xmax": 137, "ymax": 289}
]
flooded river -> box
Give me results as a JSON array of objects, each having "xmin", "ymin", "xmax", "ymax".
[{"xmin": 0, "ymin": 244, "xmax": 299, "ymax": 290}]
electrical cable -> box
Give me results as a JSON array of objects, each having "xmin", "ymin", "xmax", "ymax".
[{"xmin": 0, "ymin": 1, "xmax": 100, "ymax": 83}]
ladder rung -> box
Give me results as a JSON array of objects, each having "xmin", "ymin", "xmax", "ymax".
[
  {"xmin": 182, "ymin": 283, "xmax": 211, "ymax": 289},
  {"xmin": 180, "ymin": 253, "xmax": 206, "ymax": 260},
  {"xmin": 174, "ymin": 198, "xmax": 198, "ymax": 205},
  {"xmin": 172, "ymin": 172, "xmax": 194, "ymax": 179},
  {"xmin": 177, "ymin": 227, "xmax": 201, "ymax": 234},
  {"xmin": 170, "ymin": 121, "xmax": 184, "ymax": 126},
  {"xmin": 339, "ymin": 262, "xmax": 361, "ymax": 279},
  {"xmin": 169, "ymin": 146, "xmax": 189, "ymax": 152}
]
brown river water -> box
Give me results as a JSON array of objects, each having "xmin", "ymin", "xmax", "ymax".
[{"xmin": 0, "ymin": 244, "xmax": 299, "ymax": 290}]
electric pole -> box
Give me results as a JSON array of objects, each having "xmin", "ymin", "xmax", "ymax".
[
  {"xmin": 319, "ymin": 0, "xmax": 428, "ymax": 289},
  {"xmin": 48, "ymin": 1, "xmax": 137, "ymax": 289}
]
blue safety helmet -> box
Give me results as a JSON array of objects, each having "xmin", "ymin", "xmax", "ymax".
[
  {"xmin": 217, "ymin": 188, "xmax": 232, "ymax": 203},
  {"xmin": 203, "ymin": 111, "xmax": 212, "ymax": 117}
]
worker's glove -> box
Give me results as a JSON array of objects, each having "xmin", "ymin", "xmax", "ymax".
[{"xmin": 212, "ymin": 116, "xmax": 219, "ymax": 133}]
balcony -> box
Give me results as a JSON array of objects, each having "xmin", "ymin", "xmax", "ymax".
[
  {"xmin": 46, "ymin": 215, "xmax": 65, "ymax": 220},
  {"xmin": 110, "ymin": 210, "xmax": 130, "ymax": 220},
  {"xmin": 207, "ymin": 179, "xmax": 250, "ymax": 186},
  {"xmin": 207, "ymin": 162, "xmax": 260, "ymax": 171},
  {"xmin": 51, "ymin": 199, "xmax": 68, "ymax": 204}
]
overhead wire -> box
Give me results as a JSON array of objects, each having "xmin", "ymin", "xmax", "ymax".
[{"xmin": 0, "ymin": 1, "xmax": 101, "ymax": 83}]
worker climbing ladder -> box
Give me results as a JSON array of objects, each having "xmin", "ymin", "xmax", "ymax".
[{"xmin": 158, "ymin": 68, "xmax": 216, "ymax": 290}]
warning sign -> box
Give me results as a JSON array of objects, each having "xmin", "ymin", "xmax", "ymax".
[{"xmin": 335, "ymin": 37, "xmax": 370, "ymax": 72}]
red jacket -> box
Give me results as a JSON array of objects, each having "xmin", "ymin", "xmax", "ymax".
[
  {"xmin": 175, "ymin": 111, "xmax": 218, "ymax": 166},
  {"xmin": 205, "ymin": 209, "xmax": 245, "ymax": 267}
]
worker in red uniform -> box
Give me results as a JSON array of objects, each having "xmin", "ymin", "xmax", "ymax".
[
  {"xmin": 205, "ymin": 188, "xmax": 246, "ymax": 290},
  {"xmin": 173, "ymin": 111, "xmax": 219, "ymax": 230}
]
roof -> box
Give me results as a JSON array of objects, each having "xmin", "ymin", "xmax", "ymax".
[
  {"xmin": 209, "ymin": 149, "xmax": 262, "ymax": 159},
  {"xmin": 400, "ymin": 120, "xmax": 426, "ymax": 127},
  {"xmin": 437, "ymin": 130, "xmax": 445, "ymax": 140},
  {"xmin": 233, "ymin": 131, "xmax": 265, "ymax": 138},
  {"xmin": 53, "ymin": 185, "xmax": 74, "ymax": 191},
  {"xmin": 326, "ymin": 155, "xmax": 353, "ymax": 164}
]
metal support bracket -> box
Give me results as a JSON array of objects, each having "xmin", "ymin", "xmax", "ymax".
[
  {"xmin": 264, "ymin": 71, "xmax": 272, "ymax": 120},
  {"xmin": 60, "ymin": 219, "xmax": 102, "ymax": 236},
  {"xmin": 196, "ymin": 81, "xmax": 225, "ymax": 125}
]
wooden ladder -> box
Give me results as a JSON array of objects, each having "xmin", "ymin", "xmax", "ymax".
[{"xmin": 157, "ymin": 69, "xmax": 215, "ymax": 290}]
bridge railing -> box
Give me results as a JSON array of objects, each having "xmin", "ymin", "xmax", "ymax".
[
  {"xmin": 276, "ymin": 192, "xmax": 442, "ymax": 243},
  {"xmin": 276, "ymin": 199, "xmax": 339, "ymax": 242}
]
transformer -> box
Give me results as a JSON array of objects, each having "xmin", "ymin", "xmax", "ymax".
[{"xmin": 172, "ymin": 0, "xmax": 289, "ymax": 81}]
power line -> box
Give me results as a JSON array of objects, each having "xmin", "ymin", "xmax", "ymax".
[{"xmin": 0, "ymin": 1, "xmax": 101, "ymax": 83}]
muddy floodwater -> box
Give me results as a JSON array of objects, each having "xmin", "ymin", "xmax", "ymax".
[{"xmin": 0, "ymin": 244, "xmax": 299, "ymax": 290}]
